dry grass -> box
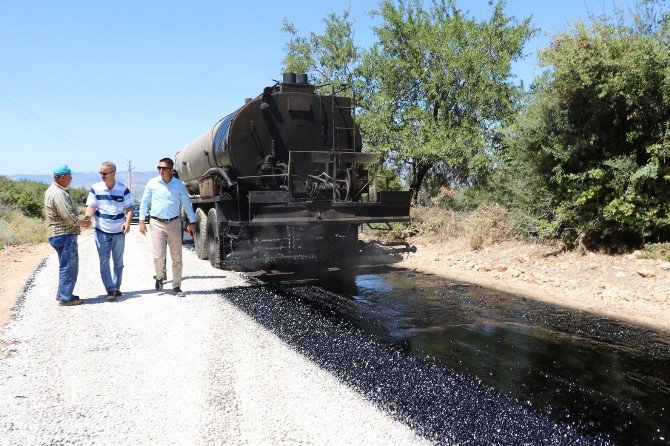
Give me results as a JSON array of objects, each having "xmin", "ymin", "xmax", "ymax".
[
  {"xmin": 408, "ymin": 203, "xmax": 512, "ymax": 250},
  {"xmin": 0, "ymin": 207, "xmax": 47, "ymax": 249},
  {"xmin": 463, "ymin": 203, "xmax": 511, "ymax": 250},
  {"xmin": 410, "ymin": 206, "xmax": 463, "ymax": 239},
  {"xmin": 639, "ymin": 242, "xmax": 670, "ymax": 261},
  {"xmin": 366, "ymin": 202, "xmax": 513, "ymax": 250}
]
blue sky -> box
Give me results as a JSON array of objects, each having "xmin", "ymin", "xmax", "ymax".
[{"xmin": 0, "ymin": 0, "xmax": 618, "ymax": 176}]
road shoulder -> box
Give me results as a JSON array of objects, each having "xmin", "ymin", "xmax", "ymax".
[{"xmin": 0, "ymin": 242, "xmax": 52, "ymax": 357}]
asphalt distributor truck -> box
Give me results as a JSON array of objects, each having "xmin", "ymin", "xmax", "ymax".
[{"xmin": 175, "ymin": 73, "xmax": 414, "ymax": 271}]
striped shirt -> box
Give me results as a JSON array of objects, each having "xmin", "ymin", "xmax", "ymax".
[
  {"xmin": 86, "ymin": 181, "xmax": 134, "ymax": 234},
  {"xmin": 139, "ymin": 176, "xmax": 196, "ymax": 223},
  {"xmin": 44, "ymin": 182, "xmax": 81, "ymax": 238}
]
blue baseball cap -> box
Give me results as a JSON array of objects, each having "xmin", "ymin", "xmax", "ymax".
[{"xmin": 53, "ymin": 164, "xmax": 72, "ymax": 176}]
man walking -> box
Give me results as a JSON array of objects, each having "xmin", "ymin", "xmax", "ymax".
[
  {"xmin": 44, "ymin": 164, "xmax": 91, "ymax": 306},
  {"xmin": 139, "ymin": 158, "xmax": 196, "ymax": 297},
  {"xmin": 85, "ymin": 161, "xmax": 134, "ymax": 301}
]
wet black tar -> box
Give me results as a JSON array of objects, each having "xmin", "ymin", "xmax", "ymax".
[{"xmin": 218, "ymin": 265, "xmax": 627, "ymax": 445}]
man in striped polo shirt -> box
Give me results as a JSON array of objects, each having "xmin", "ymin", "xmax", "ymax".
[{"xmin": 84, "ymin": 161, "xmax": 134, "ymax": 301}]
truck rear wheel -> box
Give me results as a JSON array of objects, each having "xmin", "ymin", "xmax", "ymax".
[
  {"xmin": 206, "ymin": 208, "xmax": 226, "ymax": 268},
  {"xmin": 194, "ymin": 208, "xmax": 209, "ymax": 260}
]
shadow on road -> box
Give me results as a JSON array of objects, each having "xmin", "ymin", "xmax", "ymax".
[{"xmin": 81, "ymin": 289, "xmax": 159, "ymax": 304}]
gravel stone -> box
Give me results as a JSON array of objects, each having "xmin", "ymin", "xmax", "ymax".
[{"xmin": 0, "ymin": 230, "xmax": 429, "ymax": 445}]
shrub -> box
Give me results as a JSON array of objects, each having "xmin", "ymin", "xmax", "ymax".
[
  {"xmin": 502, "ymin": 14, "xmax": 670, "ymax": 249},
  {"xmin": 0, "ymin": 207, "xmax": 47, "ymax": 247},
  {"xmin": 69, "ymin": 187, "xmax": 89, "ymax": 205},
  {"xmin": 0, "ymin": 176, "xmax": 48, "ymax": 217},
  {"xmin": 0, "ymin": 176, "xmax": 87, "ymax": 249}
]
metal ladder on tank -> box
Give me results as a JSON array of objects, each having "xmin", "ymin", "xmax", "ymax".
[{"xmin": 330, "ymin": 80, "xmax": 357, "ymax": 200}]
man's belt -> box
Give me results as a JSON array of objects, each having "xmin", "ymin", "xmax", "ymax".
[{"xmin": 151, "ymin": 215, "xmax": 180, "ymax": 222}]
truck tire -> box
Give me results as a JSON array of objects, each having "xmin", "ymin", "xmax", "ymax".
[
  {"xmin": 194, "ymin": 208, "xmax": 208, "ymax": 260},
  {"xmin": 206, "ymin": 207, "xmax": 226, "ymax": 268}
]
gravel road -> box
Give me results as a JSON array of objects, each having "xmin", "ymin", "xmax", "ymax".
[{"xmin": 0, "ymin": 229, "xmax": 430, "ymax": 446}]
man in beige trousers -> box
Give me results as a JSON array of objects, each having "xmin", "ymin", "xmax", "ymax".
[{"xmin": 138, "ymin": 158, "xmax": 196, "ymax": 297}]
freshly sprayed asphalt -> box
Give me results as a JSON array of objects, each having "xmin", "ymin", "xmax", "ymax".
[{"xmin": 222, "ymin": 280, "xmax": 608, "ymax": 445}]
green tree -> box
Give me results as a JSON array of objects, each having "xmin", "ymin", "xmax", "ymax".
[
  {"xmin": 358, "ymin": 0, "xmax": 534, "ymax": 202},
  {"xmin": 282, "ymin": 8, "xmax": 360, "ymax": 92},
  {"xmin": 503, "ymin": 4, "xmax": 670, "ymax": 247},
  {"xmin": 69, "ymin": 187, "xmax": 89, "ymax": 205}
]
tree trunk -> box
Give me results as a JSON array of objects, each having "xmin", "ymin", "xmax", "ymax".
[{"xmin": 409, "ymin": 159, "xmax": 433, "ymax": 204}]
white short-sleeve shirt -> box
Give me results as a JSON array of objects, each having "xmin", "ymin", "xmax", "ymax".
[{"xmin": 86, "ymin": 181, "xmax": 134, "ymax": 234}]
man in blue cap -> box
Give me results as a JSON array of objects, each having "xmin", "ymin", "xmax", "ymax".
[{"xmin": 44, "ymin": 164, "xmax": 91, "ymax": 306}]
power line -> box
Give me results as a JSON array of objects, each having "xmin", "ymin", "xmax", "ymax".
[{"xmin": 0, "ymin": 85, "xmax": 99, "ymax": 152}]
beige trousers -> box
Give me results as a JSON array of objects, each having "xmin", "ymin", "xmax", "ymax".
[{"xmin": 150, "ymin": 218, "xmax": 183, "ymax": 288}]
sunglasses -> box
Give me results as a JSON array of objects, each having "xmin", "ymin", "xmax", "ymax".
[
  {"xmin": 157, "ymin": 166, "xmax": 172, "ymax": 171},
  {"xmin": 99, "ymin": 171, "xmax": 115, "ymax": 176}
]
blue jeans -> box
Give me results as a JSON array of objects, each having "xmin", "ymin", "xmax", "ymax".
[
  {"xmin": 49, "ymin": 234, "xmax": 79, "ymax": 302},
  {"xmin": 94, "ymin": 230, "xmax": 125, "ymax": 292}
]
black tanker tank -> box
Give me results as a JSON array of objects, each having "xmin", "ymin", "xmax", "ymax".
[{"xmin": 175, "ymin": 73, "xmax": 413, "ymax": 271}]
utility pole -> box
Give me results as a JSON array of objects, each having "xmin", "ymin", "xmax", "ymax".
[{"xmin": 127, "ymin": 160, "xmax": 135, "ymax": 196}]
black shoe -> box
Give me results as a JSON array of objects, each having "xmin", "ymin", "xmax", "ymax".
[
  {"xmin": 172, "ymin": 287, "xmax": 185, "ymax": 297},
  {"xmin": 106, "ymin": 290, "xmax": 116, "ymax": 301},
  {"xmin": 56, "ymin": 294, "xmax": 80, "ymax": 301},
  {"xmin": 155, "ymin": 277, "xmax": 164, "ymax": 291},
  {"xmin": 59, "ymin": 298, "xmax": 83, "ymax": 306}
]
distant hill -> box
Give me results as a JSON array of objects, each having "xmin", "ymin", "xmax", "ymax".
[{"xmin": 8, "ymin": 171, "xmax": 156, "ymax": 201}]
